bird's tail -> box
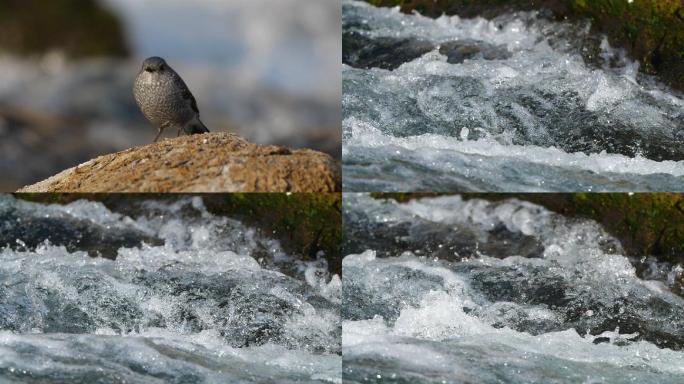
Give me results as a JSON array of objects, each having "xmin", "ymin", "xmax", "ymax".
[{"xmin": 184, "ymin": 116, "xmax": 210, "ymax": 135}]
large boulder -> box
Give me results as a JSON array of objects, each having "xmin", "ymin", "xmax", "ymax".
[{"xmin": 18, "ymin": 133, "xmax": 340, "ymax": 192}]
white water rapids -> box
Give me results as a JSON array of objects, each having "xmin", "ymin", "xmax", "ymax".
[
  {"xmin": 342, "ymin": 194, "xmax": 684, "ymax": 383},
  {"xmin": 0, "ymin": 195, "xmax": 341, "ymax": 383},
  {"xmin": 342, "ymin": 0, "xmax": 684, "ymax": 191}
]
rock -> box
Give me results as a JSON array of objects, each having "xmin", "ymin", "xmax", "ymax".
[
  {"xmin": 343, "ymin": 30, "xmax": 511, "ymax": 70},
  {"xmin": 17, "ymin": 193, "xmax": 343, "ymax": 275},
  {"xmin": 375, "ymin": 193, "xmax": 684, "ymax": 266},
  {"xmin": 364, "ymin": 0, "xmax": 684, "ymax": 92},
  {"xmin": 0, "ymin": 200, "xmax": 163, "ymax": 259},
  {"xmin": 438, "ymin": 40, "xmax": 511, "ymax": 64},
  {"xmin": 343, "ymin": 31, "xmax": 435, "ymax": 70},
  {"xmin": 17, "ymin": 132, "xmax": 340, "ymax": 192}
]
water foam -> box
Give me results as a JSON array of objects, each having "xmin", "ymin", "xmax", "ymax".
[
  {"xmin": 0, "ymin": 195, "xmax": 341, "ymax": 383},
  {"xmin": 342, "ymin": 0, "xmax": 684, "ymax": 192},
  {"xmin": 343, "ymin": 195, "xmax": 684, "ymax": 383}
]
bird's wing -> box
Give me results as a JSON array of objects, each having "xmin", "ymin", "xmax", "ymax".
[
  {"xmin": 182, "ymin": 89, "xmax": 200, "ymax": 114},
  {"xmin": 172, "ymin": 71, "xmax": 200, "ymax": 114}
]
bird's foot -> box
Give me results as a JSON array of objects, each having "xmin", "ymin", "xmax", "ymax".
[{"xmin": 153, "ymin": 127, "xmax": 163, "ymax": 142}]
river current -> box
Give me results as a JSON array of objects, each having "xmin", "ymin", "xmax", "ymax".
[
  {"xmin": 342, "ymin": 0, "xmax": 684, "ymax": 191},
  {"xmin": 343, "ymin": 194, "xmax": 684, "ymax": 383},
  {"xmin": 0, "ymin": 195, "xmax": 341, "ymax": 383}
]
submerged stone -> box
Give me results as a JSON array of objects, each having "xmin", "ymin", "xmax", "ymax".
[
  {"xmin": 343, "ymin": 31, "xmax": 435, "ymax": 70},
  {"xmin": 438, "ymin": 39, "xmax": 512, "ymax": 64}
]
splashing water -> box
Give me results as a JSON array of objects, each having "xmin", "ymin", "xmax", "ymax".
[
  {"xmin": 0, "ymin": 195, "xmax": 341, "ymax": 383},
  {"xmin": 342, "ymin": 194, "xmax": 684, "ymax": 383},
  {"xmin": 342, "ymin": 0, "xmax": 684, "ymax": 192}
]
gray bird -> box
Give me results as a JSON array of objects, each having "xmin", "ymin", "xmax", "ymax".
[{"xmin": 133, "ymin": 56, "xmax": 209, "ymax": 142}]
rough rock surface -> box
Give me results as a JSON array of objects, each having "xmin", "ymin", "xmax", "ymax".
[{"xmin": 18, "ymin": 133, "xmax": 340, "ymax": 192}]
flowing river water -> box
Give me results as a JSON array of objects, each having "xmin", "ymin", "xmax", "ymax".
[
  {"xmin": 342, "ymin": 194, "xmax": 684, "ymax": 383},
  {"xmin": 0, "ymin": 195, "xmax": 341, "ymax": 383},
  {"xmin": 342, "ymin": 0, "xmax": 684, "ymax": 192}
]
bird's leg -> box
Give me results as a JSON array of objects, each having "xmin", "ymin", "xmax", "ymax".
[
  {"xmin": 153, "ymin": 126, "xmax": 163, "ymax": 142},
  {"xmin": 177, "ymin": 126, "xmax": 182, "ymax": 137}
]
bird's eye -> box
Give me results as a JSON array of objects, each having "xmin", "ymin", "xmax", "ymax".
[{"xmin": 159, "ymin": 64, "xmax": 165, "ymax": 71}]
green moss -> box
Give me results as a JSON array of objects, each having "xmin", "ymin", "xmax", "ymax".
[
  {"xmin": 201, "ymin": 194, "xmax": 342, "ymax": 273},
  {"xmin": 361, "ymin": 0, "xmax": 684, "ymax": 91},
  {"xmin": 374, "ymin": 193, "xmax": 684, "ymax": 265},
  {"xmin": 0, "ymin": 0, "xmax": 128, "ymax": 58},
  {"xmin": 14, "ymin": 193, "xmax": 342, "ymax": 274}
]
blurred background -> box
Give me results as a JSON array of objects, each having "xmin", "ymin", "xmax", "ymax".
[{"xmin": 0, "ymin": 0, "xmax": 341, "ymax": 190}]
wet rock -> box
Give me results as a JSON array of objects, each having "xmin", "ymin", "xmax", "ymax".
[
  {"xmin": 15, "ymin": 193, "xmax": 343, "ymax": 275},
  {"xmin": 0, "ymin": 212, "xmax": 161, "ymax": 260},
  {"xmin": 381, "ymin": 193, "xmax": 684, "ymax": 268},
  {"xmin": 342, "ymin": 263, "xmax": 445, "ymax": 323},
  {"xmin": 438, "ymin": 40, "xmax": 512, "ymax": 64},
  {"xmin": 17, "ymin": 132, "xmax": 341, "ymax": 192},
  {"xmin": 343, "ymin": 218, "xmax": 544, "ymax": 261},
  {"xmin": 365, "ymin": 0, "xmax": 684, "ymax": 92},
  {"xmin": 462, "ymin": 262, "xmax": 684, "ymax": 351},
  {"xmin": 343, "ymin": 31, "xmax": 435, "ymax": 70}
]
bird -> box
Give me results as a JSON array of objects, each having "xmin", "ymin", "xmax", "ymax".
[{"xmin": 133, "ymin": 56, "xmax": 210, "ymax": 142}]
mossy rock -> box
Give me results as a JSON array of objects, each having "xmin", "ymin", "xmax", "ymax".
[
  {"xmin": 373, "ymin": 193, "xmax": 684, "ymax": 266},
  {"xmin": 201, "ymin": 193, "xmax": 342, "ymax": 274},
  {"xmin": 363, "ymin": 0, "xmax": 684, "ymax": 91},
  {"xmin": 568, "ymin": 0, "xmax": 684, "ymax": 91},
  {"xmin": 0, "ymin": 0, "xmax": 128, "ymax": 58},
  {"xmin": 14, "ymin": 193, "xmax": 342, "ymax": 274}
]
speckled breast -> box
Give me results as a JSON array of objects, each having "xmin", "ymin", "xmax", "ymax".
[{"xmin": 134, "ymin": 75, "xmax": 194, "ymax": 127}]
